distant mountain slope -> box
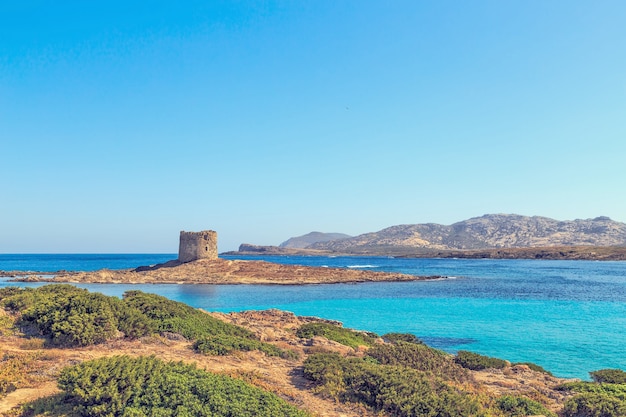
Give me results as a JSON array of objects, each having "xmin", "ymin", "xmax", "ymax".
[
  {"xmin": 280, "ymin": 232, "xmax": 352, "ymax": 249},
  {"xmin": 308, "ymin": 214, "xmax": 626, "ymax": 251}
]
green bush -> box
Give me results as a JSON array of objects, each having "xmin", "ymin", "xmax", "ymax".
[
  {"xmin": 122, "ymin": 290, "xmax": 252, "ymax": 340},
  {"xmin": 563, "ymin": 392, "xmax": 626, "ymax": 417},
  {"xmin": 382, "ymin": 332, "xmax": 423, "ymax": 344},
  {"xmin": 454, "ymin": 350, "xmax": 507, "ymax": 371},
  {"xmin": 557, "ymin": 381, "xmax": 626, "ymax": 401},
  {"xmin": 303, "ymin": 353, "xmax": 484, "ymax": 417},
  {"xmin": 558, "ymin": 379, "xmax": 626, "ymax": 417},
  {"xmin": 296, "ymin": 322, "xmax": 377, "ymax": 349},
  {"xmin": 591, "ymin": 369, "xmax": 626, "ymax": 384},
  {"xmin": 496, "ymin": 394, "xmax": 555, "ymax": 417},
  {"xmin": 0, "ymin": 286, "xmax": 26, "ymax": 301},
  {"xmin": 1, "ymin": 286, "xmax": 280, "ymax": 356},
  {"xmin": 17, "ymin": 288, "xmax": 123, "ymax": 346},
  {"xmin": 512, "ymin": 361, "xmax": 553, "ymax": 376},
  {"xmin": 1, "ymin": 285, "xmax": 155, "ymax": 346},
  {"xmin": 367, "ymin": 341, "xmax": 470, "ymax": 382},
  {"xmin": 58, "ymin": 355, "xmax": 309, "ymax": 417},
  {"xmin": 0, "ymin": 313, "xmax": 14, "ymax": 335}
]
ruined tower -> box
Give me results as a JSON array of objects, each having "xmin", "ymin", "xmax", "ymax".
[{"xmin": 178, "ymin": 230, "xmax": 218, "ymax": 263}]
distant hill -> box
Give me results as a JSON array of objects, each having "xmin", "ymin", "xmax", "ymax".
[
  {"xmin": 308, "ymin": 214, "xmax": 626, "ymax": 252},
  {"xmin": 279, "ymin": 232, "xmax": 352, "ymax": 249}
]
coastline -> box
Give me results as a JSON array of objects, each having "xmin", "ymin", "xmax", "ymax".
[
  {"xmin": 226, "ymin": 245, "xmax": 626, "ymax": 261},
  {"xmin": 3, "ymin": 258, "xmax": 441, "ymax": 285}
]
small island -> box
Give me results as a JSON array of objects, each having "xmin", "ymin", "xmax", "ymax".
[{"xmin": 5, "ymin": 231, "xmax": 440, "ymax": 285}]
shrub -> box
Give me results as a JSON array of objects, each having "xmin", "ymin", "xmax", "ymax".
[
  {"xmin": 122, "ymin": 291, "xmax": 252, "ymax": 340},
  {"xmin": 0, "ymin": 313, "xmax": 14, "ymax": 335},
  {"xmin": 296, "ymin": 323, "xmax": 377, "ymax": 349},
  {"xmin": 454, "ymin": 350, "xmax": 507, "ymax": 371},
  {"xmin": 591, "ymin": 369, "xmax": 626, "ymax": 384},
  {"xmin": 496, "ymin": 395, "xmax": 555, "ymax": 417},
  {"xmin": 57, "ymin": 355, "xmax": 309, "ymax": 417},
  {"xmin": 18, "ymin": 288, "xmax": 124, "ymax": 346},
  {"xmin": 0, "ymin": 287, "xmax": 24, "ymax": 302},
  {"xmin": 367, "ymin": 341, "xmax": 470, "ymax": 382},
  {"xmin": 557, "ymin": 380, "xmax": 626, "ymax": 417},
  {"xmin": 563, "ymin": 392, "xmax": 626, "ymax": 417},
  {"xmin": 382, "ymin": 332, "xmax": 423, "ymax": 344},
  {"xmin": 1, "ymin": 286, "xmax": 279, "ymax": 356},
  {"xmin": 1, "ymin": 285, "xmax": 151, "ymax": 346},
  {"xmin": 303, "ymin": 353, "xmax": 484, "ymax": 417},
  {"xmin": 0, "ymin": 352, "xmax": 45, "ymax": 398},
  {"xmin": 513, "ymin": 361, "xmax": 553, "ymax": 376},
  {"xmin": 557, "ymin": 381, "xmax": 626, "ymax": 401}
]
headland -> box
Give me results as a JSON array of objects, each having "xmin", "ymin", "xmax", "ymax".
[{"xmin": 4, "ymin": 257, "xmax": 436, "ymax": 284}]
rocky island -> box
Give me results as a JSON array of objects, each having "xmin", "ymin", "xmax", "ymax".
[{"xmin": 4, "ymin": 231, "xmax": 435, "ymax": 285}]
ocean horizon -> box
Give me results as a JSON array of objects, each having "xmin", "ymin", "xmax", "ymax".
[{"xmin": 1, "ymin": 253, "xmax": 625, "ymax": 380}]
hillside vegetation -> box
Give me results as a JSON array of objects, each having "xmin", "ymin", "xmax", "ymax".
[
  {"xmin": 0, "ymin": 285, "xmax": 289, "ymax": 356},
  {"xmin": 1, "ymin": 284, "xmax": 625, "ymax": 417}
]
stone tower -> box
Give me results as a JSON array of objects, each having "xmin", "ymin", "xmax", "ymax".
[{"xmin": 178, "ymin": 230, "xmax": 218, "ymax": 263}]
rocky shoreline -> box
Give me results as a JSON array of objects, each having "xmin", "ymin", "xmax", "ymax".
[
  {"xmin": 227, "ymin": 244, "xmax": 626, "ymax": 260},
  {"xmin": 3, "ymin": 258, "xmax": 439, "ymax": 285}
]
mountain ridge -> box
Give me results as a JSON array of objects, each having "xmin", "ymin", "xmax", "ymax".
[
  {"xmin": 306, "ymin": 214, "xmax": 626, "ymax": 252},
  {"xmin": 279, "ymin": 232, "xmax": 352, "ymax": 249}
]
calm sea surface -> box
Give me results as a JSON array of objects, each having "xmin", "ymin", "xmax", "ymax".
[{"xmin": 1, "ymin": 253, "xmax": 625, "ymax": 379}]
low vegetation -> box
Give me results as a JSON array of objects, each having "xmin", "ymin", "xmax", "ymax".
[
  {"xmin": 303, "ymin": 352, "xmax": 484, "ymax": 417},
  {"xmin": 381, "ymin": 332, "xmax": 423, "ymax": 344},
  {"xmin": 295, "ymin": 322, "xmax": 377, "ymax": 349},
  {"xmin": 512, "ymin": 361, "xmax": 553, "ymax": 376},
  {"xmin": 1, "ymin": 352, "xmax": 36, "ymax": 397},
  {"xmin": 1, "ymin": 284, "xmax": 130, "ymax": 346},
  {"xmin": 366, "ymin": 341, "xmax": 471, "ymax": 383},
  {"xmin": 495, "ymin": 394, "xmax": 555, "ymax": 417},
  {"xmin": 3, "ymin": 284, "xmax": 626, "ymax": 417},
  {"xmin": 558, "ymin": 376, "xmax": 626, "ymax": 417},
  {"xmin": 590, "ymin": 369, "xmax": 626, "ymax": 384},
  {"xmin": 122, "ymin": 290, "xmax": 252, "ymax": 340},
  {"xmin": 56, "ymin": 355, "xmax": 309, "ymax": 417},
  {"xmin": 454, "ymin": 350, "xmax": 508, "ymax": 371},
  {"xmin": 0, "ymin": 285, "xmax": 287, "ymax": 358}
]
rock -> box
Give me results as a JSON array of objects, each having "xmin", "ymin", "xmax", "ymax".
[{"xmin": 46, "ymin": 258, "xmax": 430, "ymax": 285}]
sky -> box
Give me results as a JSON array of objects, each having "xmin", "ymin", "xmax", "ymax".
[{"xmin": 1, "ymin": 1, "xmax": 625, "ymax": 253}]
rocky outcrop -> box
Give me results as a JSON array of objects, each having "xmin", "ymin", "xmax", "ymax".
[
  {"xmin": 19, "ymin": 258, "xmax": 437, "ymax": 285},
  {"xmin": 309, "ymin": 214, "xmax": 626, "ymax": 252}
]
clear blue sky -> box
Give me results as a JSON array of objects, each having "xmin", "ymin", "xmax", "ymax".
[{"xmin": 2, "ymin": 1, "xmax": 625, "ymax": 253}]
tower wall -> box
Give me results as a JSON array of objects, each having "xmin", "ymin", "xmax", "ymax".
[{"xmin": 178, "ymin": 230, "xmax": 218, "ymax": 262}]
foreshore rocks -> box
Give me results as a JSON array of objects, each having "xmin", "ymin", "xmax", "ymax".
[{"xmin": 7, "ymin": 258, "xmax": 439, "ymax": 285}]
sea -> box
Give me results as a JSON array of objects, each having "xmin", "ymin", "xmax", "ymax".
[{"xmin": 1, "ymin": 253, "xmax": 625, "ymax": 380}]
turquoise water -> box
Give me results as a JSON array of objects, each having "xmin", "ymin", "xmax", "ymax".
[
  {"xmin": 1, "ymin": 254, "xmax": 625, "ymax": 379},
  {"xmin": 0, "ymin": 253, "xmax": 176, "ymax": 272}
]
